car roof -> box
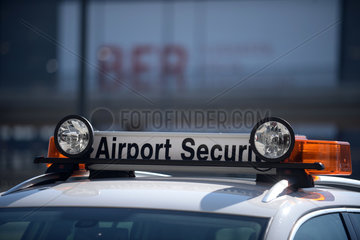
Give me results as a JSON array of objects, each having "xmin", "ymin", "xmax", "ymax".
[
  {"xmin": 1, "ymin": 175, "xmax": 359, "ymax": 218},
  {"xmin": 1, "ymin": 174, "xmax": 360, "ymax": 240}
]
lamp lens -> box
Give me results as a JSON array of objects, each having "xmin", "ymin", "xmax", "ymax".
[
  {"xmin": 57, "ymin": 119, "xmax": 91, "ymax": 155},
  {"xmin": 254, "ymin": 121, "xmax": 292, "ymax": 159}
]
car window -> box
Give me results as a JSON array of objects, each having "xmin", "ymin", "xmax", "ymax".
[
  {"xmin": 293, "ymin": 213, "xmax": 348, "ymax": 240},
  {"xmin": 0, "ymin": 207, "xmax": 268, "ymax": 240},
  {"xmin": 349, "ymin": 213, "xmax": 360, "ymax": 239},
  {"xmin": 348, "ymin": 212, "xmax": 360, "ymax": 226}
]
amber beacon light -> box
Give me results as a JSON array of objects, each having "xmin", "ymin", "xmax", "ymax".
[{"xmin": 285, "ymin": 138, "xmax": 352, "ymax": 176}]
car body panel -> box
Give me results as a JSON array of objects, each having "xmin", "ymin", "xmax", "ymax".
[{"xmin": 1, "ymin": 176, "xmax": 359, "ymax": 240}]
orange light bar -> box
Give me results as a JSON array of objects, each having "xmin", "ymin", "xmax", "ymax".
[
  {"xmin": 284, "ymin": 138, "xmax": 352, "ymax": 175},
  {"xmin": 48, "ymin": 136, "xmax": 67, "ymax": 159},
  {"xmin": 47, "ymin": 136, "xmax": 85, "ymax": 170}
]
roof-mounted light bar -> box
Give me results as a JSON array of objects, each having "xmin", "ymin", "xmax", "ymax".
[{"xmin": 37, "ymin": 115, "xmax": 352, "ymax": 177}]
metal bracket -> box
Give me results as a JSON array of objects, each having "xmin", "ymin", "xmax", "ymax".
[{"xmin": 34, "ymin": 157, "xmax": 324, "ymax": 170}]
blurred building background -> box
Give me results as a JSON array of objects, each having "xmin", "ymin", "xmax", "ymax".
[{"xmin": 1, "ymin": 0, "xmax": 360, "ymax": 190}]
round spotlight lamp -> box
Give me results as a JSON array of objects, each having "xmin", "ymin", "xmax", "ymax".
[
  {"xmin": 54, "ymin": 115, "xmax": 94, "ymax": 158},
  {"xmin": 250, "ymin": 117, "xmax": 295, "ymax": 162}
]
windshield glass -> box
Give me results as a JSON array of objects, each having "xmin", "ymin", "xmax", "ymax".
[{"xmin": 0, "ymin": 207, "xmax": 268, "ymax": 240}]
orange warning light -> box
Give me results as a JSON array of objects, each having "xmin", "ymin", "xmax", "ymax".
[{"xmin": 285, "ymin": 139, "xmax": 352, "ymax": 175}]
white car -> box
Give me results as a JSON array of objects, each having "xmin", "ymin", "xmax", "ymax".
[{"xmin": 1, "ymin": 116, "xmax": 359, "ymax": 240}]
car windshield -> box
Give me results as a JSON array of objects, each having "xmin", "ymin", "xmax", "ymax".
[{"xmin": 0, "ymin": 207, "xmax": 268, "ymax": 240}]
